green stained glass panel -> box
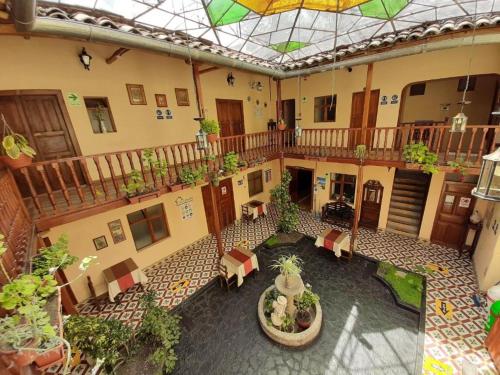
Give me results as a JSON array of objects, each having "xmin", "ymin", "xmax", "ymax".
[
  {"xmin": 216, "ymin": 3, "xmax": 249, "ymax": 26},
  {"xmin": 360, "ymin": 0, "xmax": 408, "ymax": 19},
  {"xmin": 207, "ymin": 0, "xmax": 232, "ymax": 24},
  {"xmin": 270, "ymin": 41, "xmax": 308, "ymax": 53}
]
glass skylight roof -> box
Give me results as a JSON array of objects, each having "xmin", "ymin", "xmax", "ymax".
[{"xmin": 43, "ymin": 0, "xmax": 499, "ymax": 64}]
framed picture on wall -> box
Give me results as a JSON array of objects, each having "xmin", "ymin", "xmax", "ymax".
[
  {"xmin": 155, "ymin": 94, "xmax": 168, "ymax": 107},
  {"xmin": 126, "ymin": 84, "xmax": 147, "ymax": 105},
  {"xmin": 93, "ymin": 235, "xmax": 108, "ymax": 251},
  {"xmin": 265, "ymin": 169, "xmax": 272, "ymax": 183},
  {"xmin": 175, "ymin": 88, "xmax": 190, "ymax": 106},
  {"xmin": 108, "ymin": 219, "xmax": 126, "ymax": 244}
]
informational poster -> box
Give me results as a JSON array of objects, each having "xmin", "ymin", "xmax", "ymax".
[
  {"xmin": 221, "ymin": 186, "xmax": 227, "ymax": 195},
  {"xmin": 175, "ymin": 196, "xmax": 193, "ymax": 220},
  {"xmin": 165, "ymin": 109, "xmax": 173, "ymax": 119},
  {"xmin": 156, "ymin": 109, "xmax": 164, "ymax": 120},
  {"xmin": 316, "ymin": 176, "xmax": 326, "ymax": 190},
  {"xmin": 444, "ymin": 195, "xmax": 455, "ymax": 205},
  {"xmin": 390, "ymin": 94, "xmax": 399, "ymax": 104},
  {"xmin": 459, "ymin": 197, "xmax": 471, "ymax": 208},
  {"xmin": 380, "ymin": 95, "xmax": 388, "ymax": 105}
]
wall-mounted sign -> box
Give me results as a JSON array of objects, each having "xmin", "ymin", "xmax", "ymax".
[
  {"xmin": 156, "ymin": 109, "xmax": 164, "ymax": 120},
  {"xmin": 165, "ymin": 109, "xmax": 173, "ymax": 119},
  {"xmin": 221, "ymin": 186, "xmax": 227, "ymax": 195},
  {"xmin": 459, "ymin": 197, "xmax": 471, "ymax": 208},
  {"xmin": 380, "ymin": 95, "xmax": 388, "ymax": 105},
  {"xmin": 390, "ymin": 94, "xmax": 399, "ymax": 104},
  {"xmin": 175, "ymin": 196, "xmax": 193, "ymax": 220},
  {"xmin": 67, "ymin": 92, "xmax": 81, "ymax": 106},
  {"xmin": 316, "ymin": 176, "xmax": 326, "ymax": 190}
]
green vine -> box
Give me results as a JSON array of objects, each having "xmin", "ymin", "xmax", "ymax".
[{"xmin": 270, "ymin": 170, "xmax": 300, "ymax": 233}]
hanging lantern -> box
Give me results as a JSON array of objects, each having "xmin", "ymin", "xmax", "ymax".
[
  {"xmin": 195, "ymin": 129, "xmax": 208, "ymax": 150},
  {"xmin": 472, "ymin": 148, "xmax": 500, "ymax": 201},
  {"xmin": 451, "ymin": 112, "xmax": 468, "ymax": 133},
  {"xmin": 294, "ymin": 118, "xmax": 303, "ymax": 138}
]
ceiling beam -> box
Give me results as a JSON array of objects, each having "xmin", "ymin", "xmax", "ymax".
[{"xmin": 105, "ymin": 47, "xmax": 130, "ymax": 64}]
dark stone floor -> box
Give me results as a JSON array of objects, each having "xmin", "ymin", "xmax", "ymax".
[{"xmin": 165, "ymin": 237, "xmax": 424, "ymax": 375}]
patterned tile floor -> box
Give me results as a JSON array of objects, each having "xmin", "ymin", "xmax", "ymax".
[{"xmin": 75, "ymin": 206, "xmax": 496, "ymax": 375}]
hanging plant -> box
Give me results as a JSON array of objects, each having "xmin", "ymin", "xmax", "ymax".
[{"xmin": 0, "ymin": 114, "xmax": 36, "ymax": 169}]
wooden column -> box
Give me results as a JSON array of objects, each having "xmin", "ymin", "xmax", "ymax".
[
  {"xmin": 276, "ymin": 79, "xmax": 282, "ymax": 120},
  {"xmin": 351, "ymin": 63, "xmax": 374, "ymax": 252},
  {"xmin": 209, "ymin": 182, "xmax": 224, "ymax": 257},
  {"xmin": 192, "ymin": 63, "xmax": 205, "ymax": 118}
]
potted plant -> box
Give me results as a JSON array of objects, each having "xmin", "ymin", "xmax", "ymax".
[
  {"xmin": 121, "ymin": 169, "xmax": 159, "ymax": 204},
  {"xmin": 402, "ymin": 142, "xmax": 438, "ymax": 174},
  {"xmin": 223, "ymin": 152, "xmax": 239, "ymax": 176},
  {"xmin": 448, "ymin": 158, "xmax": 469, "ymax": 181},
  {"xmin": 179, "ymin": 165, "xmax": 207, "ymax": 188},
  {"xmin": 295, "ymin": 288, "xmax": 320, "ymax": 330},
  {"xmin": 277, "ymin": 119, "xmax": 287, "ymax": 131},
  {"xmin": 143, "ymin": 148, "xmax": 169, "ymax": 179},
  {"xmin": 32, "ymin": 234, "xmax": 77, "ymax": 277},
  {"xmin": 200, "ymin": 119, "xmax": 220, "ymax": 143},
  {"xmin": 0, "ymin": 114, "xmax": 36, "ymax": 169},
  {"xmin": 137, "ymin": 291, "xmax": 181, "ymax": 374},
  {"xmin": 270, "ymin": 254, "xmax": 302, "ymax": 288},
  {"xmin": 64, "ymin": 315, "xmax": 132, "ymax": 374},
  {"xmin": 238, "ymin": 160, "xmax": 248, "ymax": 171},
  {"xmin": 270, "ymin": 170, "xmax": 300, "ymax": 233},
  {"xmin": 204, "ymin": 154, "xmax": 216, "ymax": 171},
  {"xmin": 354, "ymin": 144, "xmax": 367, "ymax": 164},
  {"xmin": 281, "ymin": 314, "xmax": 294, "ymax": 333}
]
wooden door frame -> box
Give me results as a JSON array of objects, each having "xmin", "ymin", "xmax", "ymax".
[
  {"xmin": 0, "ymin": 89, "xmax": 82, "ymax": 158},
  {"xmin": 286, "ymin": 165, "xmax": 315, "ymax": 211},
  {"xmin": 215, "ymin": 98, "xmax": 245, "ymax": 136},
  {"xmin": 430, "ymin": 180, "xmax": 476, "ymax": 248},
  {"xmin": 218, "ymin": 177, "xmax": 236, "ymax": 228},
  {"xmin": 349, "ymin": 89, "xmax": 380, "ymax": 146}
]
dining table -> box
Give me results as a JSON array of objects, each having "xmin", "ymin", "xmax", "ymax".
[
  {"xmin": 220, "ymin": 248, "xmax": 259, "ymax": 287},
  {"xmin": 243, "ymin": 200, "xmax": 267, "ymax": 221},
  {"xmin": 103, "ymin": 257, "xmax": 148, "ymax": 302},
  {"xmin": 314, "ymin": 228, "xmax": 350, "ymax": 258}
]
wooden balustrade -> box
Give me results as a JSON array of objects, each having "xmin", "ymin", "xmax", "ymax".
[
  {"xmin": 14, "ymin": 125, "xmax": 496, "ymax": 221},
  {"xmin": 0, "ymin": 170, "xmax": 34, "ymax": 285}
]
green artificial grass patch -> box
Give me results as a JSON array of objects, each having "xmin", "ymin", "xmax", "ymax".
[
  {"xmin": 265, "ymin": 235, "xmax": 279, "ymax": 247},
  {"xmin": 377, "ymin": 261, "xmax": 424, "ymax": 309}
]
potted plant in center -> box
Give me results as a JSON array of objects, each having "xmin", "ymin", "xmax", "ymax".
[
  {"xmin": 200, "ymin": 119, "xmax": 220, "ymax": 144},
  {"xmin": 0, "ymin": 114, "xmax": 37, "ymax": 169},
  {"xmin": 295, "ymin": 287, "xmax": 320, "ymax": 330}
]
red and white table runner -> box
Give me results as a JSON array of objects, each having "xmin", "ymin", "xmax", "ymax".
[{"xmin": 221, "ymin": 248, "xmax": 259, "ymax": 287}]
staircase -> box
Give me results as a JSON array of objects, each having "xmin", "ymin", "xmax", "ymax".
[{"xmin": 386, "ymin": 171, "xmax": 430, "ymax": 238}]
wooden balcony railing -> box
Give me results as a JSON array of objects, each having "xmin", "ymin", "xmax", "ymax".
[{"xmin": 13, "ymin": 125, "xmax": 497, "ymax": 224}]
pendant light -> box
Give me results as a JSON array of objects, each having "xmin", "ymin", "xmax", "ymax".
[{"xmin": 451, "ymin": 0, "xmax": 478, "ymax": 133}]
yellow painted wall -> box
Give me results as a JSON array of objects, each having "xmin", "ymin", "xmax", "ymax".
[
  {"xmin": 419, "ymin": 172, "xmax": 446, "ymax": 240},
  {"xmin": 0, "ymin": 36, "xmax": 273, "ymax": 156},
  {"xmin": 473, "ymin": 202, "xmax": 500, "ymax": 291},
  {"xmin": 47, "ymin": 160, "xmax": 278, "ymax": 302},
  {"xmin": 400, "ymin": 75, "xmax": 498, "ymax": 125},
  {"xmin": 281, "ymin": 44, "xmax": 500, "ymax": 128}
]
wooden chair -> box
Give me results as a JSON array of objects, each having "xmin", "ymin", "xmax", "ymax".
[
  {"xmin": 218, "ymin": 262, "xmax": 237, "ymax": 291},
  {"xmin": 241, "ymin": 204, "xmax": 253, "ymax": 222},
  {"xmin": 86, "ymin": 275, "xmax": 116, "ymax": 311}
]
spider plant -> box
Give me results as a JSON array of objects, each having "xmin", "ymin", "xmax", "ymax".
[{"xmin": 270, "ymin": 255, "xmax": 302, "ymax": 287}]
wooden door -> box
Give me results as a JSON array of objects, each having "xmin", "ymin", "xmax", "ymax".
[
  {"xmin": 0, "ymin": 91, "xmax": 81, "ymax": 195},
  {"xmin": 282, "ymin": 99, "xmax": 295, "ymax": 129},
  {"xmin": 202, "ymin": 178, "xmax": 236, "ymax": 234},
  {"xmin": 431, "ymin": 181, "xmax": 476, "ymax": 249},
  {"xmin": 216, "ymin": 99, "xmax": 245, "ymax": 138},
  {"xmin": 349, "ymin": 89, "xmax": 380, "ymax": 147}
]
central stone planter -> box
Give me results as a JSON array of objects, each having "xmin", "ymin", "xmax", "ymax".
[{"xmin": 258, "ymin": 285, "xmax": 322, "ymax": 347}]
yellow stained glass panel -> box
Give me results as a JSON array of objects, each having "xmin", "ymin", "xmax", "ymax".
[{"xmin": 236, "ymin": 0, "xmax": 369, "ymax": 15}]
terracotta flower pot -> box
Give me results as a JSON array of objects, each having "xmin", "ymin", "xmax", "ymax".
[
  {"xmin": 277, "ymin": 122, "xmax": 287, "ymax": 131},
  {"xmin": 34, "ymin": 343, "xmax": 64, "ymax": 369},
  {"xmin": 296, "ymin": 310, "xmax": 312, "ymax": 330},
  {"xmin": 207, "ymin": 133, "xmax": 218, "ymax": 143},
  {"xmin": 0, "ymin": 154, "xmax": 33, "ymax": 170}
]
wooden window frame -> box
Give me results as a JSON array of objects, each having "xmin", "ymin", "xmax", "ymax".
[
  {"xmin": 127, "ymin": 204, "xmax": 170, "ymax": 251},
  {"xmin": 314, "ymin": 95, "xmax": 336, "ymax": 122},
  {"xmin": 84, "ymin": 96, "xmax": 117, "ymax": 133},
  {"xmin": 248, "ymin": 170, "xmax": 264, "ymax": 197},
  {"xmin": 330, "ymin": 173, "xmax": 356, "ymax": 203}
]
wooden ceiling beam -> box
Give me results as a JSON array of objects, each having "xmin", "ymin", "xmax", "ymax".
[{"xmin": 105, "ymin": 47, "xmax": 130, "ymax": 64}]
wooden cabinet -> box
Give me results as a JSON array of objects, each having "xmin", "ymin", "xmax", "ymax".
[{"xmin": 360, "ymin": 180, "xmax": 383, "ymax": 230}]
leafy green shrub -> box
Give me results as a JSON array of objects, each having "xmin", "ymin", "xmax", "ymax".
[
  {"xmin": 64, "ymin": 315, "xmax": 132, "ymax": 373},
  {"xmin": 138, "ymin": 291, "xmax": 181, "ymax": 374},
  {"xmin": 200, "ymin": 119, "xmax": 220, "ymax": 135},
  {"xmin": 270, "ymin": 170, "xmax": 300, "ymax": 233},
  {"xmin": 179, "ymin": 165, "xmax": 207, "ymax": 187},
  {"xmin": 402, "ymin": 142, "xmax": 438, "ymax": 174},
  {"xmin": 32, "ymin": 234, "xmax": 77, "ymax": 276},
  {"xmin": 0, "ymin": 274, "xmax": 57, "ymax": 311},
  {"xmin": 143, "ymin": 148, "xmax": 168, "ymax": 178},
  {"xmin": 263, "ymin": 288, "xmax": 281, "ymax": 316},
  {"xmin": 296, "ymin": 288, "xmax": 319, "ymax": 312},
  {"xmin": 223, "ymin": 152, "xmax": 239, "ymax": 175}
]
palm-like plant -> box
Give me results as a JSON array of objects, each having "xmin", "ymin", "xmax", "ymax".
[{"xmin": 270, "ymin": 255, "xmax": 302, "ymax": 287}]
